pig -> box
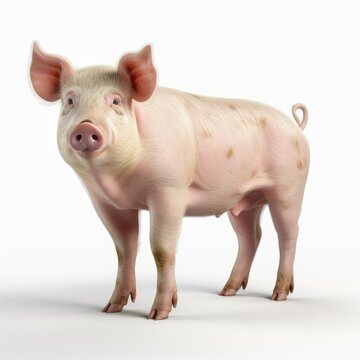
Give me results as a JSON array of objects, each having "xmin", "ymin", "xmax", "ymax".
[{"xmin": 30, "ymin": 42, "xmax": 309, "ymax": 320}]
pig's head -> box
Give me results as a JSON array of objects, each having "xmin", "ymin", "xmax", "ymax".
[{"xmin": 30, "ymin": 42, "xmax": 156, "ymax": 176}]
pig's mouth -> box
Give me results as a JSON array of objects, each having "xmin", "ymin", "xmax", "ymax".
[{"xmin": 77, "ymin": 147, "xmax": 105, "ymax": 159}]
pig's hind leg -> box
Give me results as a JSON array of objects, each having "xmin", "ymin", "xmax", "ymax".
[
  {"xmin": 220, "ymin": 206, "xmax": 264, "ymax": 296},
  {"xmin": 265, "ymin": 186, "xmax": 304, "ymax": 301}
]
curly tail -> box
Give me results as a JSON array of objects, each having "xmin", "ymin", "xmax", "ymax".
[{"xmin": 292, "ymin": 103, "xmax": 308, "ymax": 130}]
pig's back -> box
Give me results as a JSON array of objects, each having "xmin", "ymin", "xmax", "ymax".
[{"xmin": 180, "ymin": 90, "xmax": 301, "ymax": 174}]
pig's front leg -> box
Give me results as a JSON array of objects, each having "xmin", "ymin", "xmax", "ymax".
[
  {"xmin": 147, "ymin": 190, "xmax": 186, "ymax": 320},
  {"xmin": 90, "ymin": 195, "xmax": 138, "ymax": 313}
]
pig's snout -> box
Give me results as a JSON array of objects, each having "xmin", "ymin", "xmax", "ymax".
[{"xmin": 70, "ymin": 122, "xmax": 104, "ymax": 155}]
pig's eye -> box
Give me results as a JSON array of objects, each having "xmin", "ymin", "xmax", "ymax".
[
  {"xmin": 62, "ymin": 94, "xmax": 75, "ymax": 115},
  {"xmin": 108, "ymin": 93, "xmax": 124, "ymax": 115}
]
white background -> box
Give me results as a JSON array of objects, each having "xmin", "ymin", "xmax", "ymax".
[{"xmin": 1, "ymin": 0, "xmax": 359, "ymax": 359}]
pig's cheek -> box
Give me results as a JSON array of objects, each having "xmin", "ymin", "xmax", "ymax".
[
  {"xmin": 96, "ymin": 115, "xmax": 112, "ymax": 148},
  {"xmin": 57, "ymin": 118, "xmax": 75, "ymax": 160},
  {"xmin": 57, "ymin": 131, "xmax": 70, "ymax": 161},
  {"xmin": 106, "ymin": 114, "xmax": 126, "ymax": 145}
]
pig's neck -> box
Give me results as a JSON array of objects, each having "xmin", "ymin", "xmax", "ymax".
[
  {"xmin": 78, "ymin": 103, "xmax": 147, "ymax": 208},
  {"xmin": 83, "ymin": 167, "xmax": 140, "ymax": 209}
]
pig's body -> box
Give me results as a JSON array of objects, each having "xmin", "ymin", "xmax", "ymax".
[
  {"xmin": 30, "ymin": 44, "xmax": 309, "ymax": 321},
  {"xmin": 86, "ymin": 87, "xmax": 308, "ymax": 218}
]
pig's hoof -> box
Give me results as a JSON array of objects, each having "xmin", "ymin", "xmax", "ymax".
[
  {"xmin": 147, "ymin": 309, "xmax": 170, "ymax": 320},
  {"xmin": 271, "ymin": 291, "xmax": 288, "ymax": 301},
  {"xmin": 147, "ymin": 291, "xmax": 177, "ymax": 321},
  {"xmin": 219, "ymin": 277, "xmax": 248, "ymax": 296},
  {"xmin": 103, "ymin": 302, "xmax": 125, "ymax": 313},
  {"xmin": 102, "ymin": 289, "xmax": 136, "ymax": 313},
  {"xmin": 219, "ymin": 288, "xmax": 238, "ymax": 296},
  {"xmin": 271, "ymin": 273, "xmax": 294, "ymax": 301}
]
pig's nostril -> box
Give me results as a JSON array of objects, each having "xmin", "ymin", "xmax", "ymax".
[
  {"xmin": 76, "ymin": 134, "xmax": 82, "ymax": 142},
  {"xmin": 92, "ymin": 134, "xmax": 98, "ymax": 141}
]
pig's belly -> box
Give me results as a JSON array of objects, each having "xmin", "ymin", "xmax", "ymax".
[{"xmin": 185, "ymin": 184, "xmax": 267, "ymax": 217}]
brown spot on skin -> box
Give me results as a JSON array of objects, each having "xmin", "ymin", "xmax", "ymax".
[
  {"xmin": 228, "ymin": 104, "xmax": 237, "ymax": 111},
  {"xmin": 297, "ymin": 160, "xmax": 303, "ymax": 170},
  {"xmin": 202, "ymin": 130, "xmax": 213, "ymax": 139},
  {"xmin": 116, "ymin": 248, "xmax": 124, "ymax": 265},
  {"xmin": 251, "ymin": 168, "xmax": 258, "ymax": 177},
  {"xmin": 152, "ymin": 248, "xmax": 175, "ymax": 269},
  {"xmin": 293, "ymin": 139, "xmax": 300, "ymax": 153},
  {"xmin": 226, "ymin": 147, "xmax": 234, "ymax": 159},
  {"xmin": 259, "ymin": 117, "xmax": 267, "ymax": 129}
]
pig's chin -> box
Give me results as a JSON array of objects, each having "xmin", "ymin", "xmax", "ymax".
[
  {"xmin": 75, "ymin": 146, "xmax": 106, "ymax": 160},
  {"xmin": 62, "ymin": 145, "xmax": 109, "ymax": 169}
]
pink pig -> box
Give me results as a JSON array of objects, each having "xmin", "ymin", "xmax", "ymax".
[{"xmin": 30, "ymin": 42, "xmax": 309, "ymax": 320}]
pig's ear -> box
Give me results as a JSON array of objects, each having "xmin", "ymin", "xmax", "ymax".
[
  {"xmin": 30, "ymin": 42, "xmax": 74, "ymax": 102},
  {"xmin": 118, "ymin": 45, "xmax": 156, "ymax": 102}
]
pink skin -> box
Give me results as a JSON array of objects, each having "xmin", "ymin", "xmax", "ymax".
[
  {"xmin": 30, "ymin": 42, "xmax": 310, "ymax": 320},
  {"xmin": 90, "ymin": 195, "xmax": 138, "ymax": 313}
]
